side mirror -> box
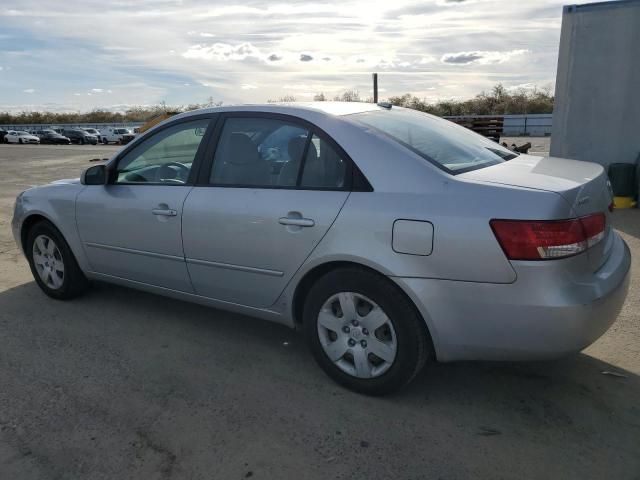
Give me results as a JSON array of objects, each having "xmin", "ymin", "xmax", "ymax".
[{"xmin": 81, "ymin": 164, "xmax": 107, "ymax": 185}]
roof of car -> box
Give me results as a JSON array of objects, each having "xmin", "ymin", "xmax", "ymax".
[{"xmin": 179, "ymin": 101, "xmax": 384, "ymax": 119}]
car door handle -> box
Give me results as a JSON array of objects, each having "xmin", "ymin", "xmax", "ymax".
[
  {"xmin": 279, "ymin": 217, "xmax": 315, "ymax": 227},
  {"xmin": 152, "ymin": 208, "xmax": 177, "ymax": 216}
]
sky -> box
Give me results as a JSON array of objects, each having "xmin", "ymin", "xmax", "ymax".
[{"xmin": 0, "ymin": 0, "xmax": 590, "ymax": 113}]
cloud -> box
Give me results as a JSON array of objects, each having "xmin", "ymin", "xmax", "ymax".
[
  {"xmin": 241, "ymin": 84, "xmax": 257, "ymax": 90},
  {"xmin": 0, "ymin": 1, "xmax": 563, "ymax": 109},
  {"xmin": 441, "ymin": 49, "xmax": 528, "ymax": 65},
  {"xmin": 23, "ymin": 88, "xmax": 35, "ymax": 93},
  {"xmin": 182, "ymin": 42, "xmax": 262, "ymax": 61},
  {"xmin": 91, "ymin": 88, "xmax": 104, "ymax": 93},
  {"xmin": 442, "ymin": 52, "xmax": 483, "ymax": 64}
]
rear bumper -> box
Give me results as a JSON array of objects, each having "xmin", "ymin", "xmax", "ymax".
[{"xmin": 395, "ymin": 232, "xmax": 631, "ymax": 362}]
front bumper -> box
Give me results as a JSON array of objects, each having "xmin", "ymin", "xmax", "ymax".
[{"xmin": 395, "ymin": 232, "xmax": 631, "ymax": 362}]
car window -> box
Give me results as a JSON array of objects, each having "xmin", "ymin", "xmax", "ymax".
[
  {"xmin": 115, "ymin": 119, "xmax": 209, "ymax": 185},
  {"xmin": 351, "ymin": 108, "xmax": 516, "ymax": 174},
  {"xmin": 210, "ymin": 117, "xmax": 309, "ymax": 187},
  {"xmin": 299, "ymin": 134, "xmax": 348, "ymax": 189}
]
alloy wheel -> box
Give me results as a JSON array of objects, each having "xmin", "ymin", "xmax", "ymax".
[{"xmin": 32, "ymin": 235, "xmax": 65, "ymax": 290}]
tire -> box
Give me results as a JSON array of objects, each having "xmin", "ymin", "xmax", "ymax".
[
  {"xmin": 19, "ymin": 138, "xmax": 23, "ymax": 144},
  {"xmin": 79, "ymin": 138, "xmax": 85, "ymax": 145},
  {"xmin": 303, "ymin": 267, "xmax": 432, "ymax": 395},
  {"xmin": 102, "ymin": 138, "xmax": 108, "ymax": 144},
  {"xmin": 26, "ymin": 220, "xmax": 89, "ymax": 300}
]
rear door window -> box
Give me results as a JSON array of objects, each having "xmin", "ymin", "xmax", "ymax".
[{"xmin": 209, "ymin": 117, "xmax": 310, "ymax": 187}]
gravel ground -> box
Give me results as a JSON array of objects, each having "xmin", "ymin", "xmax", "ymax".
[{"xmin": 0, "ymin": 143, "xmax": 638, "ymax": 480}]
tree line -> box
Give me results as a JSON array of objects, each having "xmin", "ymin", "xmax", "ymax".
[
  {"xmin": 1, "ymin": 84, "xmax": 553, "ymax": 125},
  {"xmin": 307, "ymin": 84, "xmax": 554, "ymax": 116}
]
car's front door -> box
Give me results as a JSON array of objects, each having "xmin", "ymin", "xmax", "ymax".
[
  {"xmin": 76, "ymin": 117, "xmax": 213, "ymax": 291},
  {"xmin": 182, "ymin": 114, "xmax": 352, "ymax": 308}
]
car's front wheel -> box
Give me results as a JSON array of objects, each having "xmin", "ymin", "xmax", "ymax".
[
  {"xmin": 26, "ymin": 220, "xmax": 88, "ymax": 300},
  {"xmin": 303, "ymin": 267, "xmax": 432, "ymax": 395}
]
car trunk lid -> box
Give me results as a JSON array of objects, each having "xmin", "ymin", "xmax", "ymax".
[{"xmin": 460, "ymin": 154, "xmax": 614, "ymax": 271}]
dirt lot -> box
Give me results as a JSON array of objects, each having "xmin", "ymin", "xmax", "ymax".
[{"xmin": 0, "ymin": 143, "xmax": 639, "ymax": 480}]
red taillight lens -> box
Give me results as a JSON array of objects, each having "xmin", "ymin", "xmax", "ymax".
[{"xmin": 490, "ymin": 213, "xmax": 606, "ymax": 260}]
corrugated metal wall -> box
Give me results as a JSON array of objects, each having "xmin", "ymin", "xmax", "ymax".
[{"xmin": 551, "ymin": 0, "xmax": 640, "ymax": 166}]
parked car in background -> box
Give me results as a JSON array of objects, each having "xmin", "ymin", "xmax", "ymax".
[
  {"xmin": 5, "ymin": 130, "xmax": 40, "ymax": 144},
  {"xmin": 82, "ymin": 128, "xmax": 101, "ymax": 138},
  {"xmin": 11, "ymin": 103, "xmax": 631, "ymax": 395},
  {"xmin": 100, "ymin": 127, "xmax": 132, "ymax": 144},
  {"xmin": 62, "ymin": 128, "xmax": 98, "ymax": 145},
  {"xmin": 0, "ymin": 129, "xmax": 8, "ymax": 143},
  {"xmin": 36, "ymin": 130, "xmax": 72, "ymax": 145}
]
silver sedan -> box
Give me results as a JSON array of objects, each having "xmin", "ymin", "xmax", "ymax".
[{"xmin": 11, "ymin": 102, "xmax": 631, "ymax": 395}]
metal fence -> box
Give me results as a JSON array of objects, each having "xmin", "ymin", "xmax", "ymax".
[
  {"xmin": 3, "ymin": 114, "xmax": 554, "ymax": 137},
  {"xmin": 0, "ymin": 122, "xmax": 143, "ymax": 132},
  {"xmin": 444, "ymin": 114, "xmax": 553, "ymax": 137}
]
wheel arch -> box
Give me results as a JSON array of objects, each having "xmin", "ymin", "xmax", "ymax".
[
  {"xmin": 21, "ymin": 213, "xmax": 54, "ymax": 252},
  {"xmin": 290, "ymin": 259, "xmax": 438, "ymax": 360}
]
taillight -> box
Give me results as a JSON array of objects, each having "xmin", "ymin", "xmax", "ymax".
[{"xmin": 490, "ymin": 213, "xmax": 606, "ymax": 260}]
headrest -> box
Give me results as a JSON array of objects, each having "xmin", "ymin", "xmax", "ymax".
[{"xmin": 228, "ymin": 133, "xmax": 259, "ymax": 165}]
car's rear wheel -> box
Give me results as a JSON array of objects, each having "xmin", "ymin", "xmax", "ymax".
[
  {"xmin": 102, "ymin": 138, "xmax": 108, "ymax": 144},
  {"xmin": 18, "ymin": 138, "xmax": 23, "ymax": 144},
  {"xmin": 303, "ymin": 267, "xmax": 431, "ymax": 395},
  {"xmin": 26, "ymin": 220, "xmax": 88, "ymax": 300}
]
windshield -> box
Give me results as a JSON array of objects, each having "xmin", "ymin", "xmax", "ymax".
[{"xmin": 350, "ymin": 108, "xmax": 516, "ymax": 174}]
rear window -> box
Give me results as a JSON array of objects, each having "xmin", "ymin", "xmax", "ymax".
[{"xmin": 350, "ymin": 108, "xmax": 516, "ymax": 174}]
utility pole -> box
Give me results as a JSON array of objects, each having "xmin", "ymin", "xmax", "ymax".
[{"xmin": 372, "ymin": 73, "xmax": 378, "ymax": 103}]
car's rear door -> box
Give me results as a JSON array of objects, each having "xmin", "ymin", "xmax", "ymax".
[
  {"xmin": 181, "ymin": 112, "xmax": 353, "ymax": 308},
  {"xmin": 76, "ymin": 115, "xmax": 215, "ymax": 291}
]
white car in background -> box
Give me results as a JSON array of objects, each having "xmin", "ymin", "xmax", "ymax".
[
  {"xmin": 5, "ymin": 131, "xmax": 40, "ymax": 144},
  {"xmin": 99, "ymin": 127, "xmax": 132, "ymax": 144}
]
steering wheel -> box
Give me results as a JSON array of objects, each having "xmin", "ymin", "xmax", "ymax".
[{"xmin": 156, "ymin": 162, "xmax": 190, "ymax": 183}]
